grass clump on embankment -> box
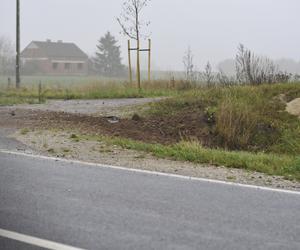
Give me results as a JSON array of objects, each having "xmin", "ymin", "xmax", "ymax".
[
  {"xmin": 87, "ymin": 82, "xmax": 299, "ymax": 180},
  {"xmin": 146, "ymin": 83, "xmax": 300, "ymax": 156}
]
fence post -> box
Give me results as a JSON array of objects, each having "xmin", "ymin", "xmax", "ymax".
[
  {"xmin": 7, "ymin": 77, "xmax": 11, "ymax": 89},
  {"xmin": 170, "ymin": 76, "xmax": 175, "ymax": 89}
]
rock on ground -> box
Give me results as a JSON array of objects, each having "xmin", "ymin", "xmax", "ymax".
[{"xmin": 286, "ymin": 98, "xmax": 300, "ymax": 118}]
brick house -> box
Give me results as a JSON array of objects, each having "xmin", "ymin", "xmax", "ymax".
[{"xmin": 21, "ymin": 40, "xmax": 88, "ymax": 75}]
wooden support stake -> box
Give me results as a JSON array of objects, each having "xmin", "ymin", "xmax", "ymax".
[{"xmin": 128, "ymin": 40, "xmax": 133, "ymax": 84}]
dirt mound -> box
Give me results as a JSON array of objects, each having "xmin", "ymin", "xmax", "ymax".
[
  {"xmin": 286, "ymin": 98, "xmax": 300, "ymax": 118},
  {"xmin": 15, "ymin": 108, "xmax": 214, "ymax": 146}
]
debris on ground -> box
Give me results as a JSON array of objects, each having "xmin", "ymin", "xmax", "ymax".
[{"xmin": 106, "ymin": 116, "xmax": 120, "ymax": 124}]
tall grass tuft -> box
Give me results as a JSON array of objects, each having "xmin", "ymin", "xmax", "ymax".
[{"xmin": 215, "ymin": 87, "xmax": 266, "ymax": 149}]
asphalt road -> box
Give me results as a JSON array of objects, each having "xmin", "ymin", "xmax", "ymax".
[
  {"xmin": 0, "ymin": 129, "xmax": 28, "ymax": 152},
  {"xmin": 0, "ymin": 151, "xmax": 299, "ymax": 250}
]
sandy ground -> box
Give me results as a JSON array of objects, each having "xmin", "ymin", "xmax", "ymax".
[
  {"xmin": 286, "ymin": 98, "xmax": 300, "ymax": 118},
  {"xmin": 14, "ymin": 129, "xmax": 300, "ymax": 191}
]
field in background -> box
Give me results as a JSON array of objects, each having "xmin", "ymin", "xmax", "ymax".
[
  {"xmin": 0, "ymin": 76, "xmax": 182, "ymax": 105},
  {"xmin": 0, "ymin": 75, "xmax": 125, "ymax": 87},
  {"xmin": 0, "ymin": 71, "xmax": 184, "ymax": 87}
]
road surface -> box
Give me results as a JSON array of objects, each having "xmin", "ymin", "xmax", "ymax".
[{"xmin": 0, "ymin": 151, "xmax": 299, "ymax": 250}]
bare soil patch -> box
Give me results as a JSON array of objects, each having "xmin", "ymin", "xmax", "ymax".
[{"xmin": 2, "ymin": 108, "xmax": 213, "ymax": 146}]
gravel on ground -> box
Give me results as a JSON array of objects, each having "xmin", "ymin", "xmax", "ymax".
[
  {"xmin": 14, "ymin": 129, "xmax": 300, "ymax": 191},
  {"xmin": 10, "ymin": 98, "xmax": 163, "ymax": 117}
]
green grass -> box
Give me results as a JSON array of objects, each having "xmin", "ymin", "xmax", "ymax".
[
  {"xmin": 0, "ymin": 78, "xmax": 179, "ymax": 106},
  {"xmin": 0, "ymin": 94, "xmax": 40, "ymax": 106},
  {"xmin": 77, "ymin": 134, "xmax": 300, "ymax": 181}
]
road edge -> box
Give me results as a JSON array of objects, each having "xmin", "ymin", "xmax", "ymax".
[{"xmin": 1, "ymin": 149, "xmax": 300, "ymax": 196}]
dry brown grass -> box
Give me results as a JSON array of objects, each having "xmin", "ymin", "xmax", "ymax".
[{"xmin": 216, "ymin": 97, "xmax": 259, "ymax": 149}]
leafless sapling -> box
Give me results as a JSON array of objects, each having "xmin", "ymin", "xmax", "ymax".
[
  {"xmin": 183, "ymin": 46, "xmax": 197, "ymax": 85},
  {"xmin": 117, "ymin": 0, "xmax": 151, "ymax": 90},
  {"xmin": 203, "ymin": 61, "xmax": 214, "ymax": 87}
]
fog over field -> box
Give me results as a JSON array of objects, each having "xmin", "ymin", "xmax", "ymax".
[{"xmin": 1, "ymin": 0, "xmax": 300, "ymax": 72}]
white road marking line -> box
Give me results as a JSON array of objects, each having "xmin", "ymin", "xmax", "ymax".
[
  {"xmin": 0, "ymin": 228, "xmax": 85, "ymax": 250},
  {"xmin": 0, "ymin": 149, "xmax": 300, "ymax": 196}
]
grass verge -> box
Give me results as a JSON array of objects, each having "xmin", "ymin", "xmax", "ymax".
[{"xmin": 75, "ymin": 134, "xmax": 300, "ymax": 181}]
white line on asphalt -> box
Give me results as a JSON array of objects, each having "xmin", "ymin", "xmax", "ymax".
[
  {"xmin": 0, "ymin": 228, "xmax": 85, "ymax": 250},
  {"xmin": 1, "ymin": 149, "xmax": 300, "ymax": 196}
]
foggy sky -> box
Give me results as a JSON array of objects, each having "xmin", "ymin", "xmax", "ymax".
[{"xmin": 1, "ymin": 0, "xmax": 300, "ymax": 71}]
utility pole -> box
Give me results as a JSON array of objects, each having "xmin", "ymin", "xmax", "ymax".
[
  {"xmin": 136, "ymin": 39, "xmax": 141, "ymax": 91},
  {"xmin": 127, "ymin": 40, "xmax": 133, "ymax": 84},
  {"xmin": 148, "ymin": 39, "xmax": 151, "ymax": 82},
  {"xmin": 16, "ymin": 0, "xmax": 21, "ymax": 88}
]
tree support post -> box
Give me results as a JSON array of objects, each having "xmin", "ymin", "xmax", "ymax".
[{"xmin": 128, "ymin": 39, "xmax": 152, "ymax": 90}]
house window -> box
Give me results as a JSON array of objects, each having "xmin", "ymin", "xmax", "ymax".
[
  {"xmin": 77, "ymin": 63, "xmax": 83, "ymax": 70},
  {"xmin": 52, "ymin": 63, "xmax": 58, "ymax": 70},
  {"xmin": 64, "ymin": 63, "xmax": 71, "ymax": 70}
]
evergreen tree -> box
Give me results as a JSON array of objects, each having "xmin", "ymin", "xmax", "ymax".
[{"xmin": 94, "ymin": 32, "xmax": 125, "ymax": 77}]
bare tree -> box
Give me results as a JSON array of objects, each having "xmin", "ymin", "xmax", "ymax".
[
  {"xmin": 235, "ymin": 44, "xmax": 280, "ymax": 85},
  {"xmin": 183, "ymin": 46, "xmax": 196, "ymax": 84},
  {"xmin": 117, "ymin": 0, "xmax": 151, "ymax": 90},
  {"xmin": 203, "ymin": 61, "xmax": 214, "ymax": 86}
]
